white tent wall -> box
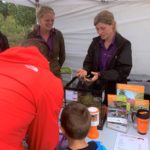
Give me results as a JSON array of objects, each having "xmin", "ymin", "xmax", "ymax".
[{"xmin": 4, "ymin": 0, "xmax": 150, "ymax": 75}]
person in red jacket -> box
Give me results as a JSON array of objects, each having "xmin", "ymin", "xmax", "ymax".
[{"xmin": 0, "ymin": 44, "xmax": 64, "ymax": 149}]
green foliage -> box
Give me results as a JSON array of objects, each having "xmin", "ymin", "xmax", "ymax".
[
  {"xmin": 78, "ymin": 93, "xmax": 101, "ymax": 110},
  {"xmin": 61, "ymin": 67, "xmax": 72, "ymax": 74},
  {"xmin": 7, "ymin": 3, "xmax": 17, "ymax": 16},
  {"xmin": 0, "ymin": 2, "xmax": 36, "ymax": 46},
  {"xmin": 0, "ymin": 1, "xmax": 9, "ymax": 20},
  {"xmin": 14, "ymin": 6, "xmax": 36, "ymax": 27}
]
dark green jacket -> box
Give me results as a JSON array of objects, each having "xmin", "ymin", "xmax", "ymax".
[{"xmin": 27, "ymin": 27, "xmax": 65, "ymax": 77}]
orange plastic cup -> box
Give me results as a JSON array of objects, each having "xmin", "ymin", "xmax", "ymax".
[
  {"xmin": 87, "ymin": 126, "xmax": 99, "ymax": 139},
  {"xmin": 136, "ymin": 109, "xmax": 149, "ymax": 135},
  {"xmin": 87, "ymin": 107, "xmax": 99, "ymax": 139}
]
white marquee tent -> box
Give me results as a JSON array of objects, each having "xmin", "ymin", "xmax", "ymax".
[{"xmin": 4, "ymin": 0, "xmax": 150, "ymax": 76}]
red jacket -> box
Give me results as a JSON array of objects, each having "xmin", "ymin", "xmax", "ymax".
[{"xmin": 0, "ymin": 46, "xmax": 64, "ymax": 150}]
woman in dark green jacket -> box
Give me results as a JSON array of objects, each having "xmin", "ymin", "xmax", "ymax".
[
  {"xmin": 27, "ymin": 6, "xmax": 65, "ymax": 78},
  {"xmin": 77, "ymin": 10, "xmax": 132, "ymax": 105}
]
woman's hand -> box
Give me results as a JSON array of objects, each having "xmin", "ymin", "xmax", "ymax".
[
  {"xmin": 77, "ymin": 69, "xmax": 100, "ymax": 82},
  {"xmin": 91, "ymin": 71, "xmax": 100, "ymax": 81},
  {"xmin": 86, "ymin": 71, "xmax": 100, "ymax": 82},
  {"xmin": 76, "ymin": 69, "xmax": 87, "ymax": 78}
]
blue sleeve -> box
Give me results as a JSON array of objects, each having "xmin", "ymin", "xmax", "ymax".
[{"xmin": 95, "ymin": 141, "xmax": 107, "ymax": 150}]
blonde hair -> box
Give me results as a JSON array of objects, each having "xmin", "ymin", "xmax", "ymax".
[{"xmin": 37, "ymin": 6, "xmax": 55, "ymax": 20}]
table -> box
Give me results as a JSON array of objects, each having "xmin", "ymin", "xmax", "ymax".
[{"xmin": 86, "ymin": 122, "xmax": 150, "ymax": 150}]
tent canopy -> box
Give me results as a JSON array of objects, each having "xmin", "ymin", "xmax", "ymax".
[
  {"xmin": 4, "ymin": 0, "xmax": 147, "ymax": 7},
  {"xmin": 3, "ymin": 0, "xmax": 150, "ymax": 75}
]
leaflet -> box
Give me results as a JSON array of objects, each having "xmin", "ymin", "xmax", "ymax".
[{"xmin": 114, "ymin": 133, "xmax": 148, "ymax": 150}]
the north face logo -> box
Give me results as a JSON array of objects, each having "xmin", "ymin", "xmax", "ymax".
[{"xmin": 24, "ymin": 64, "xmax": 39, "ymax": 72}]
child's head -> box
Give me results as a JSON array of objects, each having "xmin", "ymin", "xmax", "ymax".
[{"xmin": 60, "ymin": 102, "xmax": 91, "ymax": 140}]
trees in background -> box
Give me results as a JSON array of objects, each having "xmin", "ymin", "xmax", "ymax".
[{"xmin": 0, "ymin": 1, "xmax": 36, "ymax": 46}]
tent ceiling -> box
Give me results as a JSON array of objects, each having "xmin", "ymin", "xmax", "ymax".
[
  {"xmin": 3, "ymin": 0, "xmax": 148, "ymax": 7},
  {"xmin": 2, "ymin": 0, "xmax": 51, "ymax": 7}
]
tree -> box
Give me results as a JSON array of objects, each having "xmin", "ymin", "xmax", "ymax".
[
  {"xmin": 14, "ymin": 5, "xmax": 36, "ymax": 27},
  {"xmin": 0, "ymin": 2, "xmax": 36, "ymax": 46},
  {"xmin": 0, "ymin": 1, "xmax": 9, "ymax": 20},
  {"xmin": 0, "ymin": 2, "xmax": 36, "ymax": 27}
]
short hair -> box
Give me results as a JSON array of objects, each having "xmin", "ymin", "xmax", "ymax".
[
  {"xmin": 60, "ymin": 102, "xmax": 91, "ymax": 139},
  {"xmin": 37, "ymin": 6, "xmax": 55, "ymax": 20},
  {"xmin": 94, "ymin": 10, "xmax": 115, "ymax": 26},
  {"xmin": 21, "ymin": 38, "xmax": 49, "ymax": 60}
]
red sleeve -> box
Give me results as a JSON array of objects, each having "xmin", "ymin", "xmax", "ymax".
[{"xmin": 27, "ymin": 79, "xmax": 64, "ymax": 150}]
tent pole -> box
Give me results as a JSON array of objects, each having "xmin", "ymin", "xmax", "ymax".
[{"xmin": 35, "ymin": 0, "xmax": 40, "ymax": 24}]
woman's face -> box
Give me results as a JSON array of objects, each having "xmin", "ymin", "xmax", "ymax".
[
  {"xmin": 39, "ymin": 12, "xmax": 55, "ymax": 31},
  {"xmin": 95, "ymin": 22, "xmax": 115, "ymax": 41}
]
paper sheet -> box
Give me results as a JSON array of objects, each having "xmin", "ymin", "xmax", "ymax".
[{"xmin": 114, "ymin": 133, "xmax": 148, "ymax": 150}]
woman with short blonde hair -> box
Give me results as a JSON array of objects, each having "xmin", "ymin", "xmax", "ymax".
[{"xmin": 27, "ymin": 6, "xmax": 65, "ymax": 78}]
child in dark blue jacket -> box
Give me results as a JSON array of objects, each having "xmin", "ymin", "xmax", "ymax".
[{"xmin": 58, "ymin": 102, "xmax": 106, "ymax": 150}]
